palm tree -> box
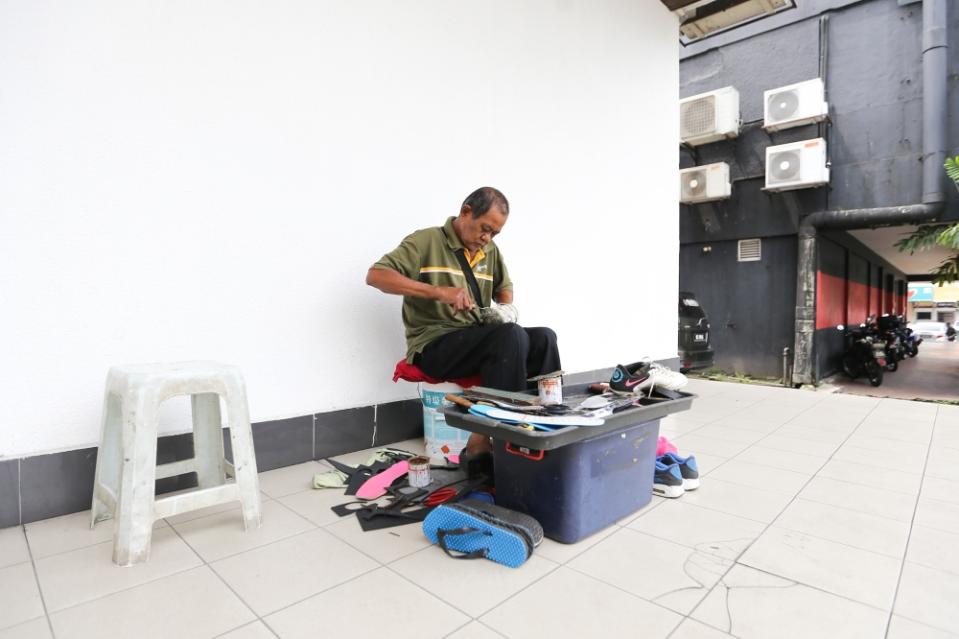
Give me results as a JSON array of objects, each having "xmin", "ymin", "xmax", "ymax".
[{"xmin": 896, "ymin": 156, "xmax": 959, "ymax": 284}]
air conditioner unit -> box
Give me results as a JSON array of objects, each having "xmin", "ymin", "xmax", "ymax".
[
  {"xmin": 763, "ymin": 78, "xmax": 829, "ymax": 131},
  {"xmin": 680, "ymin": 162, "xmax": 731, "ymax": 203},
  {"xmin": 680, "ymin": 86, "xmax": 740, "ymax": 146},
  {"xmin": 765, "ymin": 138, "xmax": 830, "ymax": 191}
]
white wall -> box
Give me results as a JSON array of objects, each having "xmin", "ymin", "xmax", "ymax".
[{"xmin": 0, "ymin": 0, "xmax": 679, "ymax": 457}]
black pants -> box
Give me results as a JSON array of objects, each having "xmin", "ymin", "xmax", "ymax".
[{"xmin": 415, "ymin": 324, "xmax": 561, "ymax": 392}]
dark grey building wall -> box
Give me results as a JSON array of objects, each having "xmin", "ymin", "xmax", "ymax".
[
  {"xmin": 679, "ymin": 0, "xmax": 957, "ymax": 379},
  {"xmin": 679, "ymin": 236, "xmax": 797, "ymax": 377},
  {"xmin": 681, "ymin": 0, "xmax": 959, "ymax": 218}
]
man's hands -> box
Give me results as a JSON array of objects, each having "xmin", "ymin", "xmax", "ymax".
[
  {"xmin": 434, "ymin": 286, "xmax": 475, "ymax": 312},
  {"xmin": 366, "ymin": 267, "xmax": 477, "ymax": 313}
]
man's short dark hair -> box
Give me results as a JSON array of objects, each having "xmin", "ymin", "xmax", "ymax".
[{"xmin": 462, "ymin": 187, "xmax": 509, "ymax": 219}]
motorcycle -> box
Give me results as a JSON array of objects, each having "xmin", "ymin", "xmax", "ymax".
[
  {"xmin": 840, "ymin": 324, "xmax": 887, "ymax": 387},
  {"xmin": 899, "ymin": 324, "xmax": 921, "ymax": 357}
]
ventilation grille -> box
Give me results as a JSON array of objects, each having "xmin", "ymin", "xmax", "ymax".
[
  {"xmin": 767, "ymin": 150, "xmax": 802, "ymax": 185},
  {"xmin": 681, "ymin": 170, "xmax": 708, "ymax": 198},
  {"xmin": 738, "ymin": 239, "xmax": 761, "ymax": 262},
  {"xmin": 681, "ymin": 95, "xmax": 716, "ymax": 139},
  {"xmin": 767, "ymin": 89, "xmax": 800, "ymax": 123}
]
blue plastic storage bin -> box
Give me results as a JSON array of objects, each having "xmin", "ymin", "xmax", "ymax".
[{"xmin": 491, "ymin": 418, "xmax": 659, "ymax": 544}]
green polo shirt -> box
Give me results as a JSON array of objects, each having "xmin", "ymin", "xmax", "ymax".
[{"xmin": 374, "ymin": 217, "xmax": 513, "ymax": 362}]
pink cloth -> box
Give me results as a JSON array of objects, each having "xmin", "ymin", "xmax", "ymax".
[
  {"xmin": 392, "ymin": 359, "xmax": 481, "ymax": 389},
  {"xmin": 657, "ymin": 435, "xmax": 678, "ymax": 457}
]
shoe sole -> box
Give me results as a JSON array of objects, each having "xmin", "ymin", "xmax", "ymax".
[
  {"xmin": 653, "ymin": 483, "xmax": 685, "ymax": 498},
  {"xmin": 682, "ymin": 477, "xmax": 700, "ymax": 490}
]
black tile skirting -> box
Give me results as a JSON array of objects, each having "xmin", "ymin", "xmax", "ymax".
[{"xmin": 0, "ymin": 362, "xmax": 677, "ymax": 528}]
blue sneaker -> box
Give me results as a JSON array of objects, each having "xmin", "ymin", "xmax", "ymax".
[
  {"xmin": 660, "ymin": 452, "xmax": 700, "ymax": 491},
  {"xmin": 653, "ymin": 459, "xmax": 684, "ymax": 498}
]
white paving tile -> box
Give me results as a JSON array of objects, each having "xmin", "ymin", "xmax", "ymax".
[
  {"xmin": 481, "ymin": 566, "xmax": 681, "ymax": 639},
  {"xmin": 707, "ymin": 459, "xmax": 810, "ymax": 496},
  {"xmin": 687, "ymin": 425, "xmax": 768, "ymax": 445},
  {"xmin": 0, "ymin": 527, "xmax": 30, "ymax": 569},
  {"xmin": 49, "ymin": 566, "xmax": 254, "ymax": 639},
  {"xmin": 264, "ymin": 567, "xmax": 467, "ymax": 639},
  {"xmin": 816, "ymin": 458, "xmax": 923, "ymax": 496},
  {"xmin": 0, "ymin": 618, "xmax": 52, "ymax": 639},
  {"xmin": 568, "ymin": 527, "xmax": 731, "ymax": 614},
  {"xmin": 277, "ymin": 487, "xmax": 378, "ymax": 528},
  {"xmin": 444, "ymin": 622, "xmax": 505, "ymax": 639},
  {"xmin": 672, "ymin": 433, "xmax": 751, "ymax": 458},
  {"xmin": 217, "ymin": 621, "xmax": 276, "ymax": 639},
  {"xmin": 894, "ymin": 562, "xmax": 959, "ymax": 633},
  {"xmin": 734, "ymin": 446, "xmax": 825, "ymax": 474},
  {"xmin": 691, "ymin": 564, "xmax": 888, "ymax": 639},
  {"xmin": 34, "ymin": 526, "xmax": 201, "ymax": 612},
  {"xmin": 628, "ymin": 501, "xmax": 765, "ymax": 560},
  {"xmin": 887, "ymin": 615, "xmax": 958, "ymax": 639},
  {"xmin": 669, "ymin": 619, "xmax": 735, "ymax": 639},
  {"xmin": 914, "ymin": 496, "xmax": 959, "ymax": 535},
  {"xmin": 322, "ymin": 515, "xmax": 433, "ymax": 564},
  {"xmin": 799, "ymin": 476, "xmax": 917, "ymax": 522},
  {"xmin": 774, "ymin": 498, "xmax": 911, "ymax": 558},
  {"xmin": 921, "ymin": 476, "xmax": 959, "ymax": 506},
  {"xmin": 25, "ymin": 510, "xmax": 167, "ymax": 560},
  {"xmin": 389, "ymin": 546, "xmax": 557, "ymax": 617},
  {"xmin": 832, "ymin": 444, "xmax": 926, "ymax": 474},
  {"xmin": 211, "ymin": 528, "xmax": 378, "ymax": 616},
  {"xmin": 0, "ymin": 562, "xmax": 45, "ymax": 631},
  {"xmin": 170, "ymin": 499, "xmax": 314, "ymax": 562},
  {"xmin": 738, "ymin": 525, "xmax": 901, "ymax": 610},
  {"xmin": 678, "ymin": 478, "xmax": 794, "ymax": 523},
  {"xmin": 751, "ymin": 433, "xmax": 840, "ymax": 457},
  {"xmin": 258, "ymin": 461, "xmax": 329, "ymax": 498},
  {"xmin": 906, "ymin": 525, "xmax": 959, "ymax": 576}
]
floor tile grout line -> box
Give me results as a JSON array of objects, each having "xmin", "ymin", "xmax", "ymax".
[
  {"xmin": 211, "ymin": 619, "xmax": 275, "ymax": 639},
  {"xmin": 718, "ymin": 561, "xmax": 899, "ymax": 616},
  {"xmin": 382, "ymin": 549, "xmax": 552, "ymax": 622},
  {"xmin": 20, "ymin": 525, "xmax": 57, "ymax": 639},
  {"xmin": 165, "ymin": 512, "xmax": 277, "ymax": 637},
  {"xmin": 683, "ymin": 395, "xmax": 888, "ymax": 625},
  {"xmin": 628, "ymin": 499, "xmax": 908, "ymax": 563},
  {"xmin": 560, "ymin": 557, "xmax": 701, "ymax": 626},
  {"xmin": 882, "ymin": 404, "xmax": 939, "ymax": 639}
]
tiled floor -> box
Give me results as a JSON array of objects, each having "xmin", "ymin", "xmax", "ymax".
[{"xmin": 2, "ymin": 379, "xmax": 958, "ymax": 638}]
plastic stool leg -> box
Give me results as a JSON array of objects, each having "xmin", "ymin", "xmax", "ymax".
[
  {"xmin": 113, "ymin": 387, "xmax": 160, "ymax": 566},
  {"xmin": 91, "ymin": 390, "xmax": 123, "ymax": 529},
  {"xmin": 223, "ymin": 382, "xmax": 261, "ymax": 531},
  {"xmin": 192, "ymin": 393, "xmax": 226, "ymax": 489}
]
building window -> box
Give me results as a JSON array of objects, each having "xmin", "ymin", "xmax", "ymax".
[
  {"xmin": 737, "ymin": 238, "xmax": 761, "ymax": 262},
  {"xmin": 917, "ymin": 312, "xmax": 932, "ymax": 320}
]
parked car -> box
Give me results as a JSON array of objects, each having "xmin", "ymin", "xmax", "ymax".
[
  {"xmin": 678, "ymin": 291, "xmax": 714, "ymax": 373},
  {"xmin": 908, "ymin": 321, "xmax": 948, "ymax": 342}
]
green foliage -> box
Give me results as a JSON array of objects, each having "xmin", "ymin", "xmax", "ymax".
[{"xmin": 895, "ymin": 156, "xmax": 959, "ymax": 285}]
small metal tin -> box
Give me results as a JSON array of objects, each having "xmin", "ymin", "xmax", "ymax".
[
  {"xmin": 407, "ymin": 456, "xmax": 431, "ymax": 488},
  {"xmin": 538, "ymin": 376, "xmax": 563, "ymax": 406}
]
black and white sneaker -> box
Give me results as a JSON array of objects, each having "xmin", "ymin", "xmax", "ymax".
[
  {"xmin": 653, "ymin": 459, "xmax": 685, "ymax": 498},
  {"xmin": 609, "ymin": 362, "xmax": 651, "ymax": 394}
]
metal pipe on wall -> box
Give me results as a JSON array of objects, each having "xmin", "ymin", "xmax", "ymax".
[{"xmin": 791, "ymin": 0, "xmax": 949, "ymax": 385}]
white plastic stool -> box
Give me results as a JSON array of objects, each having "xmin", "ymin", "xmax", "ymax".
[{"xmin": 90, "ymin": 361, "xmax": 262, "ymax": 566}]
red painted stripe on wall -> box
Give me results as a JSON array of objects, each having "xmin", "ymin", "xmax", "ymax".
[
  {"xmin": 817, "ymin": 271, "xmax": 847, "ymax": 330},
  {"xmin": 847, "ymin": 280, "xmax": 870, "ymax": 325}
]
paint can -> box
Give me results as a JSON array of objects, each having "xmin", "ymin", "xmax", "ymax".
[
  {"xmin": 408, "ymin": 456, "xmax": 431, "ymax": 488},
  {"xmin": 538, "ymin": 376, "xmax": 563, "ymax": 406}
]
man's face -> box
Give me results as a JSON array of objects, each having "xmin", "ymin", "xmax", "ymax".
[{"xmin": 456, "ymin": 205, "xmax": 508, "ymax": 254}]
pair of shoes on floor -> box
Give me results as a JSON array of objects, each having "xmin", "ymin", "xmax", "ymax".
[
  {"xmin": 609, "ymin": 360, "xmax": 688, "ymax": 394},
  {"xmin": 653, "ymin": 452, "xmax": 700, "ymax": 498}
]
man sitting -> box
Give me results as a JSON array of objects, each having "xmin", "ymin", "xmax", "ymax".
[{"xmin": 366, "ymin": 186, "xmax": 561, "ymax": 453}]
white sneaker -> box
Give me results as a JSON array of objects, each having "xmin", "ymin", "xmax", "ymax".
[{"xmin": 637, "ymin": 362, "xmax": 688, "ymax": 391}]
